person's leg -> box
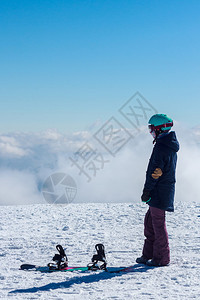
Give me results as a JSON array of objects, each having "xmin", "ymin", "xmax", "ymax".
[
  {"xmin": 142, "ymin": 208, "xmax": 155, "ymax": 259},
  {"xmin": 150, "ymin": 206, "xmax": 170, "ymax": 265}
]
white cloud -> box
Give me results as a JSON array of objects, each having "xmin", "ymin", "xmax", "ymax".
[
  {"xmin": 0, "ymin": 135, "xmax": 29, "ymax": 157},
  {"xmin": 0, "ymin": 169, "xmax": 42, "ymax": 205},
  {"xmin": 0, "ymin": 124, "xmax": 199, "ymax": 205}
]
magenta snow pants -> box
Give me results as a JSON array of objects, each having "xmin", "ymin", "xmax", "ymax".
[{"xmin": 142, "ymin": 207, "xmax": 170, "ymax": 265}]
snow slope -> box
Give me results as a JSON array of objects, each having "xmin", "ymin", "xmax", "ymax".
[{"xmin": 0, "ymin": 202, "xmax": 200, "ymax": 299}]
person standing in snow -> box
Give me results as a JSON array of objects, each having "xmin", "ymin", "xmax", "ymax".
[{"xmin": 136, "ymin": 114, "xmax": 179, "ymax": 267}]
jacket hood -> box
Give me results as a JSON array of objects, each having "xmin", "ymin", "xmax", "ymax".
[{"xmin": 157, "ymin": 131, "xmax": 180, "ymax": 152}]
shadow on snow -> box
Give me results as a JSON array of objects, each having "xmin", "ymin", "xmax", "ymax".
[{"xmin": 10, "ymin": 264, "xmax": 150, "ymax": 294}]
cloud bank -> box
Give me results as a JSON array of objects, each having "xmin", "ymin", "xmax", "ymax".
[{"xmin": 0, "ymin": 125, "xmax": 199, "ymax": 205}]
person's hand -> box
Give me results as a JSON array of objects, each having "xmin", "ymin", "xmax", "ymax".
[
  {"xmin": 151, "ymin": 168, "xmax": 163, "ymax": 179},
  {"xmin": 141, "ymin": 189, "xmax": 151, "ymax": 203}
]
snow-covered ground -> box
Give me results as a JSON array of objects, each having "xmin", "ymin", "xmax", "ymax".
[{"xmin": 0, "ymin": 202, "xmax": 200, "ymax": 299}]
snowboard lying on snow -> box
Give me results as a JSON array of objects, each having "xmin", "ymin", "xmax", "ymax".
[
  {"xmin": 20, "ymin": 244, "xmax": 140, "ymax": 274},
  {"xmin": 20, "ymin": 263, "xmax": 136, "ymax": 273}
]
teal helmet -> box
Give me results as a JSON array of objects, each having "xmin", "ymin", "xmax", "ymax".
[{"xmin": 148, "ymin": 114, "xmax": 173, "ymax": 140}]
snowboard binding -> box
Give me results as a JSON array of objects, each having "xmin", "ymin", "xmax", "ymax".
[
  {"xmin": 87, "ymin": 244, "xmax": 107, "ymax": 271},
  {"xmin": 48, "ymin": 245, "xmax": 68, "ymax": 270}
]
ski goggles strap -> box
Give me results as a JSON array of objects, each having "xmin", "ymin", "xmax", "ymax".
[{"xmin": 148, "ymin": 122, "xmax": 173, "ymax": 132}]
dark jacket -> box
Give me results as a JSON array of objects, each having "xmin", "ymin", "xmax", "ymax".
[{"xmin": 144, "ymin": 131, "xmax": 179, "ymax": 212}]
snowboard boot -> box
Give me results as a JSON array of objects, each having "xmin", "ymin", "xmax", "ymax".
[
  {"xmin": 146, "ymin": 259, "xmax": 169, "ymax": 267},
  {"xmin": 136, "ymin": 256, "xmax": 149, "ymax": 265}
]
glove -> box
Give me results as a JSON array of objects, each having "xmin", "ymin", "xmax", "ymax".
[
  {"xmin": 152, "ymin": 168, "xmax": 163, "ymax": 179},
  {"xmin": 141, "ymin": 189, "xmax": 151, "ymax": 203}
]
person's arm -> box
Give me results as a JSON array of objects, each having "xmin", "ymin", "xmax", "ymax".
[
  {"xmin": 141, "ymin": 146, "xmax": 165, "ymax": 202},
  {"xmin": 144, "ymin": 146, "xmax": 165, "ymax": 190}
]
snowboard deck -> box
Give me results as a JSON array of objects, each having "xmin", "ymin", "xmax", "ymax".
[{"xmin": 20, "ymin": 264, "xmax": 134, "ymax": 273}]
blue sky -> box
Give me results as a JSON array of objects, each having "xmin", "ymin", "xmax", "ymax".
[{"xmin": 0, "ymin": 0, "xmax": 200, "ymax": 133}]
